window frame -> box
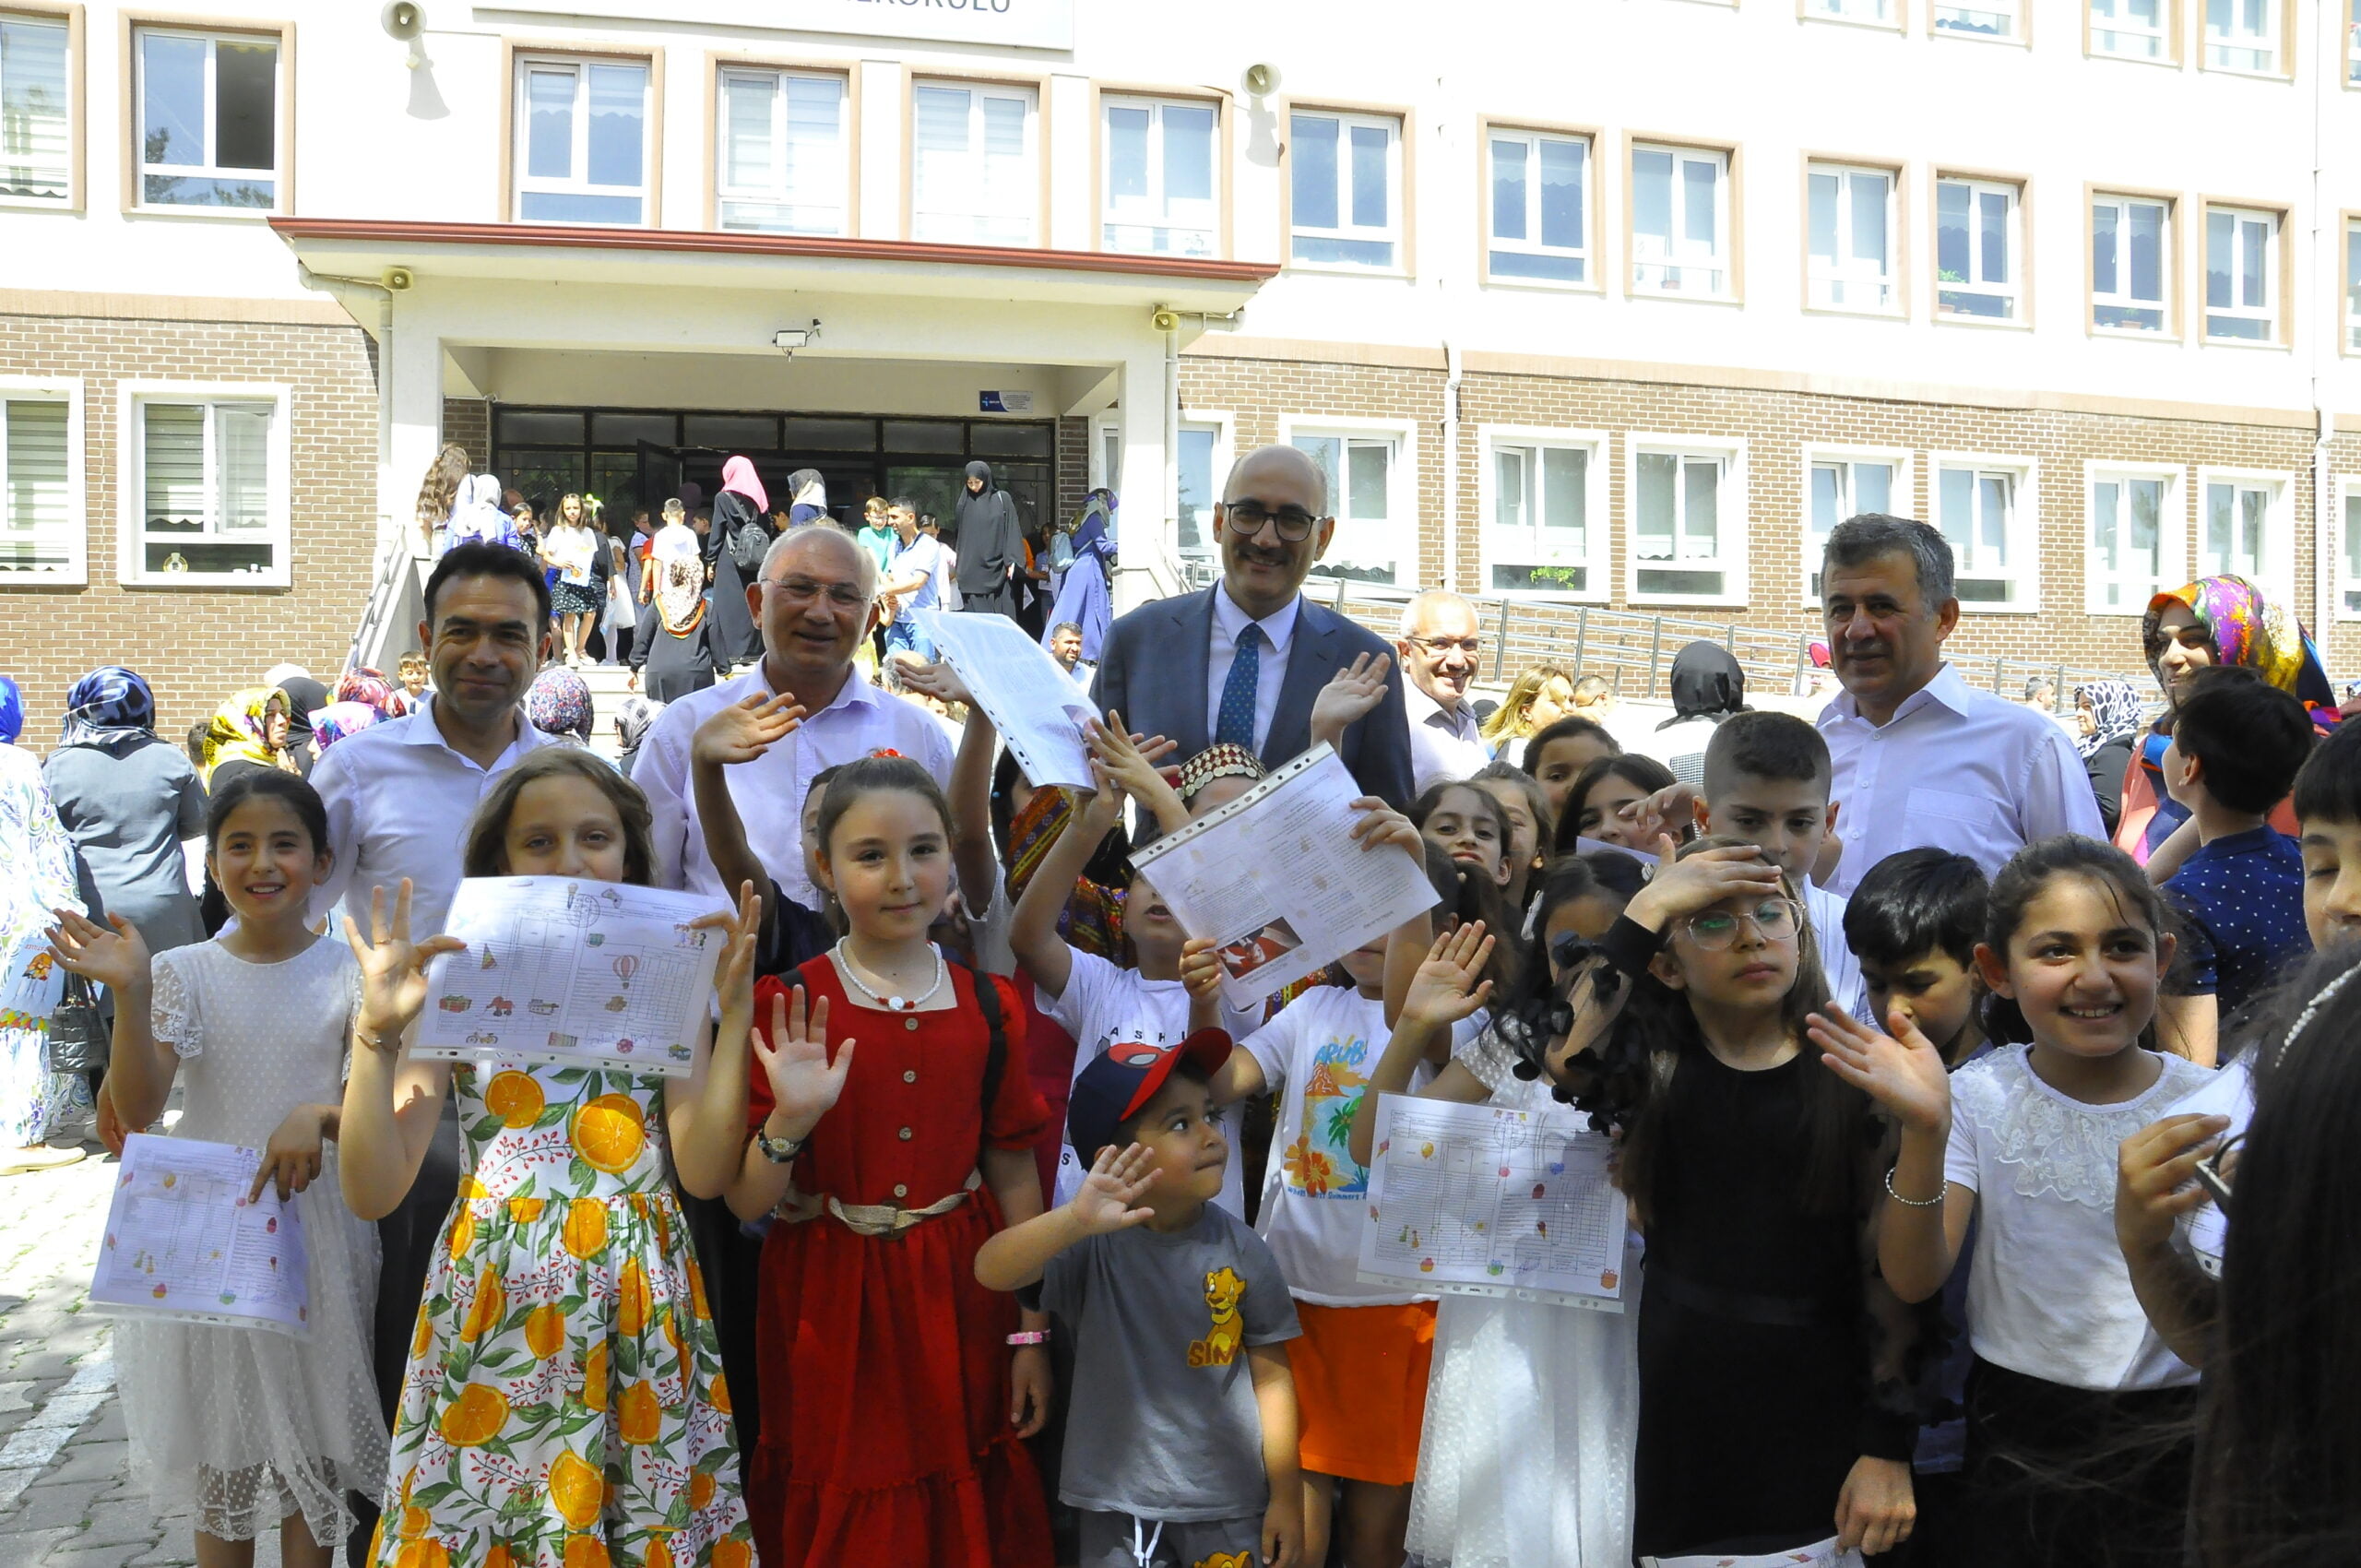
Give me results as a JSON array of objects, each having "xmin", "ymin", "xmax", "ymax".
[
  {"xmin": 1797, "ymin": 0, "xmax": 1904, "ymax": 32},
  {"xmin": 125, "ymin": 16, "xmax": 291, "ymax": 218},
  {"xmin": 1278, "ymin": 415, "xmax": 1417, "ymax": 591},
  {"xmin": 1625, "ymin": 433, "xmax": 1749, "ymax": 607},
  {"xmin": 1933, "ymin": 170, "xmax": 2031, "ymax": 328},
  {"xmin": 1172, "ymin": 410, "xmax": 1233, "ymax": 589},
  {"xmin": 0, "ymin": 3, "xmax": 80, "ymax": 212},
  {"xmin": 2085, "ymin": 0, "xmax": 2180, "ymax": 63},
  {"xmin": 1802, "ymin": 158, "xmax": 1903, "ymax": 317},
  {"xmin": 0, "ymin": 374, "xmax": 84, "ymax": 585},
  {"xmin": 907, "ymin": 73, "xmax": 1046, "ymax": 249},
  {"xmin": 113, "ymin": 380, "xmax": 292, "ymax": 590},
  {"xmin": 1929, "ymin": 451, "xmax": 2041, "ymax": 613},
  {"xmin": 2201, "ymin": 200, "xmax": 2286, "ymax": 347},
  {"xmin": 1626, "ymin": 137, "xmax": 1739, "ymax": 303},
  {"xmin": 1284, "ymin": 101, "xmax": 1410, "ymax": 276},
  {"xmin": 2083, "ymin": 462, "xmax": 2183, "ymax": 615},
  {"xmin": 2349, "ymin": 0, "xmax": 2361, "ymax": 87},
  {"xmin": 2337, "ymin": 477, "xmax": 2361, "ymax": 621},
  {"xmin": 1799, "ymin": 444, "xmax": 1913, "ymax": 605},
  {"xmin": 1478, "ymin": 425, "xmax": 1612, "ymax": 603},
  {"xmin": 2343, "ymin": 212, "xmax": 2361, "ymax": 356},
  {"xmin": 2201, "ymin": 0, "xmax": 2291, "ymax": 77},
  {"xmin": 1932, "ymin": 0, "xmax": 2028, "ymax": 43},
  {"xmin": 707, "ymin": 57, "xmax": 853, "ymax": 238},
  {"xmin": 2087, "ymin": 188, "xmax": 2177, "ymax": 339},
  {"xmin": 1095, "ymin": 88, "xmax": 1225, "ymax": 259},
  {"xmin": 2193, "ymin": 466, "xmax": 2294, "ymax": 605},
  {"xmin": 1480, "ymin": 118, "xmax": 1598, "ymax": 291},
  {"xmin": 506, "ymin": 44, "xmax": 659, "ymax": 229}
]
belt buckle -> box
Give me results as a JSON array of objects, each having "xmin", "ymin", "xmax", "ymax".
[{"xmin": 878, "ymin": 1199, "xmax": 914, "ymax": 1240}]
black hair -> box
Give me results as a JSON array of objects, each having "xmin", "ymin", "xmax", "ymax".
[
  {"xmin": 2170, "ymin": 666, "xmax": 2314, "ymax": 817},
  {"xmin": 1419, "ymin": 840, "xmax": 1524, "ymax": 1004},
  {"xmin": 1821, "ymin": 513, "xmax": 1955, "ymax": 605},
  {"xmin": 1521, "ymin": 715, "xmax": 1619, "ymax": 778},
  {"xmin": 1491, "ymin": 851, "xmax": 1646, "ymax": 1088},
  {"xmin": 1470, "ymin": 759, "xmax": 1553, "ymax": 843},
  {"xmin": 1553, "ymin": 754, "xmax": 1678, "ymax": 855},
  {"xmin": 1411, "ymin": 778, "xmax": 1515, "ymax": 871},
  {"xmin": 1844, "ymin": 848, "xmax": 1989, "ymax": 970},
  {"xmin": 424, "ymin": 540, "xmax": 553, "ymax": 629},
  {"xmin": 1979, "ymin": 835, "xmax": 2173, "ymax": 1049},
  {"xmin": 1701, "ymin": 709, "xmax": 1833, "ymax": 802},
  {"xmin": 1111, "ymin": 1055, "xmax": 1214, "ymax": 1153},
  {"xmin": 205, "ymin": 768, "xmax": 329, "ymax": 857},
  {"xmin": 2291, "ymin": 709, "xmax": 2361, "ymax": 827},
  {"xmin": 888, "ymin": 495, "xmax": 916, "ymax": 513},
  {"xmin": 815, "ymin": 754, "xmax": 955, "ymax": 860}
]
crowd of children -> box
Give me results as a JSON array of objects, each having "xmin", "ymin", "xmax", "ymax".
[{"xmin": 34, "ymin": 621, "xmax": 2361, "ymax": 1568}]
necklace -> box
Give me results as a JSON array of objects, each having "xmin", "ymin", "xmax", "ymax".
[{"xmin": 834, "ymin": 939, "xmax": 946, "ymax": 1013}]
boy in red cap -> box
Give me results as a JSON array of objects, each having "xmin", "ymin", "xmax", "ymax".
[{"xmin": 977, "ymin": 1032, "xmax": 1306, "ymax": 1568}]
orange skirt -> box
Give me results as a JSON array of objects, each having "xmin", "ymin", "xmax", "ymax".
[{"xmin": 1287, "ymin": 1299, "xmax": 1439, "ymax": 1486}]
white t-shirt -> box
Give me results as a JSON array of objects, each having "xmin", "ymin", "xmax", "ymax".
[
  {"xmin": 1944, "ymin": 1044, "xmax": 2211, "ymax": 1392},
  {"xmin": 1804, "ymin": 880, "xmax": 1869, "ymax": 1023},
  {"xmin": 1040, "ymin": 946, "xmax": 1246, "ymax": 1218},
  {"xmin": 1240, "ymin": 986, "xmax": 1432, "ymax": 1306}
]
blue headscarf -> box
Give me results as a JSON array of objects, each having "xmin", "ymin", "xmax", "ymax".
[
  {"xmin": 58, "ymin": 667, "xmax": 155, "ymax": 749},
  {"xmin": 0, "ymin": 677, "xmax": 21, "ymax": 744}
]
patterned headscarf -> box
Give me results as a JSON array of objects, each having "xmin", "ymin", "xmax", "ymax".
[
  {"xmin": 58, "ymin": 667, "xmax": 156, "ymax": 749},
  {"xmin": 310, "ymin": 702, "xmax": 382, "ymax": 751},
  {"xmin": 2142, "ymin": 576, "xmax": 2335, "ymax": 710},
  {"xmin": 0, "ymin": 677, "xmax": 20, "ymax": 744},
  {"xmin": 615, "ymin": 695, "xmax": 662, "ymax": 754},
  {"xmin": 198, "ymin": 688, "xmax": 295, "ymax": 784},
  {"xmin": 336, "ymin": 666, "xmax": 409, "ymax": 719},
  {"xmin": 526, "ymin": 666, "xmax": 594, "ymax": 742},
  {"xmin": 1175, "ymin": 742, "xmax": 1267, "ymax": 808},
  {"xmin": 2072, "ymin": 679, "xmax": 2144, "ymax": 760}
]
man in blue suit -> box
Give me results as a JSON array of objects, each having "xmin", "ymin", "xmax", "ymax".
[{"xmin": 1093, "ymin": 443, "xmax": 1416, "ymax": 809}]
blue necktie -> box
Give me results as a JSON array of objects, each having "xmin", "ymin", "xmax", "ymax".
[{"xmin": 1216, "ymin": 624, "xmax": 1263, "ymax": 749}]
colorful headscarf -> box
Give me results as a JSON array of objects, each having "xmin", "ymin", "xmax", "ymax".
[
  {"xmin": 335, "ymin": 666, "xmax": 409, "ymax": 718},
  {"xmin": 1175, "ymin": 742, "xmax": 1268, "ymax": 808},
  {"xmin": 2142, "ymin": 576, "xmax": 2336, "ymax": 712},
  {"xmin": 615, "ymin": 695, "xmax": 662, "ymax": 754},
  {"xmin": 0, "ymin": 677, "xmax": 21, "ymax": 744},
  {"xmin": 58, "ymin": 667, "xmax": 155, "ymax": 748},
  {"xmin": 198, "ymin": 688, "xmax": 295, "ymax": 784},
  {"xmin": 310, "ymin": 702, "xmax": 382, "ymax": 751},
  {"xmin": 2072, "ymin": 679, "xmax": 2145, "ymax": 760},
  {"xmin": 526, "ymin": 666, "xmax": 594, "ymax": 743}
]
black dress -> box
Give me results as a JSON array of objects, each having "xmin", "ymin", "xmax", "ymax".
[{"xmin": 706, "ymin": 490, "xmax": 769, "ymax": 669}]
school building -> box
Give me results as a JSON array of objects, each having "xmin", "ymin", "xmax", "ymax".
[{"xmin": 6, "ymin": 0, "xmax": 2361, "ymax": 736}]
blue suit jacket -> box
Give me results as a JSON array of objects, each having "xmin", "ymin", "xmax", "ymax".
[{"xmin": 1091, "ymin": 587, "xmax": 1416, "ymax": 811}]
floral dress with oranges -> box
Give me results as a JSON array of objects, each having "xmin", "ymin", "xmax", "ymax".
[{"xmin": 368, "ymin": 1062, "xmax": 752, "ymax": 1568}]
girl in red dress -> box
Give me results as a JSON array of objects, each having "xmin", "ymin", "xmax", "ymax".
[{"xmin": 727, "ymin": 754, "xmax": 1055, "ymax": 1568}]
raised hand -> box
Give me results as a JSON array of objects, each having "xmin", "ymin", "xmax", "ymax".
[
  {"xmin": 1178, "ymin": 937, "xmax": 1224, "ymax": 1002},
  {"xmin": 1807, "ymin": 1003, "xmax": 1953, "ymax": 1134},
  {"xmin": 1627, "ymin": 835, "xmax": 1785, "ymax": 928},
  {"xmin": 1067, "ymin": 1141, "xmax": 1159, "ymax": 1235},
  {"xmin": 753, "ymin": 986, "xmax": 856, "ymax": 1134},
  {"xmin": 342, "ymin": 880, "xmax": 466, "ymax": 1048},
  {"xmin": 1618, "ymin": 781, "xmax": 1702, "ymax": 847},
  {"xmin": 1345, "ymin": 796, "xmax": 1423, "ymax": 859},
  {"xmin": 898, "ymin": 660, "xmax": 975, "ymax": 708},
  {"xmin": 1086, "ymin": 715, "xmax": 1169, "ymax": 803},
  {"xmin": 1311, "ymin": 651, "xmax": 1392, "ymax": 745},
  {"xmin": 46, "ymin": 909, "xmax": 152, "ymax": 995},
  {"xmin": 1074, "ymin": 757, "xmax": 1126, "ymax": 837},
  {"xmin": 693, "ymin": 691, "xmax": 807, "ymax": 768},
  {"xmin": 1402, "ymin": 921, "xmax": 1495, "ymax": 1030},
  {"xmin": 692, "ymin": 882, "xmax": 764, "ymax": 1025}
]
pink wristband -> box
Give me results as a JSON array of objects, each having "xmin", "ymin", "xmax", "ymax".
[{"xmin": 1006, "ymin": 1330, "xmax": 1049, "ymax": 1347}]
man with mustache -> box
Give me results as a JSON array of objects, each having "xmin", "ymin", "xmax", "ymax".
[
  {"xmin": 1093, "ymin": 444, "xmax": 1414, "ymax": 809},
  {"xmin": 1815, "ymin": 514, "xmax": 2102, "ymax": 896}
]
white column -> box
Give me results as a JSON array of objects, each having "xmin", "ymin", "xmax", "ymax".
[
  {"xmin": 1046, "ymin": 73, "xmax": 1092, "ymax": 253},
  {"xmin": 382, "ymin": 309, "xmax": 445, "ymax": 562},
  {"xmin": 857, "ymin": 60, "xmax": 902, "ymax": 241},
  {"xmin": 1111, "ymin": 344, "xmax": 1172, "ymax": 614}
]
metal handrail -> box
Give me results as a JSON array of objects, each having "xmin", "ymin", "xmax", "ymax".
[{"xmin": 344, "ymin": 526, "xmax": 414, "ymax": 676}]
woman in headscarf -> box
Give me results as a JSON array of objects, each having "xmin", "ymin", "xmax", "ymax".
[
  {"xmin": 1633, "ymin": 641, "xmax": 1749, "ymax": 785},
  {"xmin": 2071, "ymin": 679, "xmax": 2146, "ymax": 838},
  {"xmin": 2120, "ymin": 575, "xmax": 2337, "ymax": 861},
  {"xmin": 0, "ymin": 675, "xmax": 20, "ymax": 746},
  {"xmin": 633, "ymin": 501, "xmax": 718, "ymax": 705},
  {"xmin": 198, "ymin": 688, "xmax": 298, "ymax": 792},
  {"xmin": 444, "ymin": 474, "xmax": 519, "ymax": 552},
  {"xmin": 335, "ymin": 665, "xmax": 409, "ymax": 719},
  {"xmin": 953, "ymin": 460, "xmax": 1025, "ymax": 622},
  {"xmin": 785, "ymin": 469, "xmax": 827, "ymax": 526},
  {"xmin": 705, "ymin": 455, "xmax": 771, "ymax": 672},
  {"xmin": 42, "ymin": 668, "xmax": 206, "ymax": 957},
  {"xmin": 525, "ymin": 665, "xmax": 595, "ymax": 746},
  {"xmin": 274, "ymin": 672, "xmax": 328, "ymax": 778},
  {"xmin": 1040, "ymin": 490, "xmax": 1115, "ymax": 667},
  {"xmin": 0, "ymin": 707, "xmax": 89, "ymax": 1171},
  {"xmin": 613, "ymin": 694, "xmax": 662, "ymax": 781}
]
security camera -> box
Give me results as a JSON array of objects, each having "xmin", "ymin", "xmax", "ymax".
[
  {"xmin": 1151, "ymin": 308, "xmax": 1180, "ymax": 333},
  {"xmin": 384, "ymin": 267, "xmax": 414, "ymax": 291},
  {"xmin": 1242, "ymin": 63, "xmax": 1280, "ymax": 97}
]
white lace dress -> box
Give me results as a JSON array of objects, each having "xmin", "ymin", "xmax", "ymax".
[
  {"xmin": 120, "ymin": 937, "xmax": 385, "ymax": 1545},
  {"xmin": 1405, "ymin": 1026, "xmax": 1643, "ymax": 1568}
]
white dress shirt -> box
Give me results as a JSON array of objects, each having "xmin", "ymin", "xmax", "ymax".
[
  {"xmin": 638, "ymin": 662, "xmax": 957, "ymax": 908},
  {"xmin": 1205, "ymin": 586, "xmax": 1299, "ymax": 754},
  {"xmin": 309, "ymin": 697, "xmax": 560, "ymax": 933},
  {"xmin": 1817, "ymin": 662, "xmax": 2106, "ymax": 897},
  {"xmin": 1403, "ymin": 681, "xmax": 1493, "ymax": 793},
  {"xmin": 1803, "ymin": 879, "xmax": 1869, "ymax": 1021}
]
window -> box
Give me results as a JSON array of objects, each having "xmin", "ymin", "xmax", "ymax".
[
  {"xmin": 135, "ymin": 28, "xmax": 277, "ymax": 209},
  {"xmin": 514, "ymin": 56, "xmax": 649, "ymax": 225},
  {"xmin": 1483, "ymin": 433, "xmax": 1605, "ymax": 598},
  {"xmin": 2341, "ymin": 484, "xmax": 2361, "ymax": 616},
  {"xmin": 1805, "ymin": 0, "xmax": 1895, "ymax": 23},
  {"xmin": 1806, "ymin": 453, "xmax": 1900, "ymax": 598},
  {"xmin": 1488, "ymin": 129, "xmax": 1589, "ymax": 283},
  {"xmin": 1936, "ymin": 459, "xmax": 2031, "ymax": 605},
  {"xmin": 2347, "ymin": 220, "xmax": 2361, "ymax": 352},
  {"xmin": 1808, "ymin": 164, "xmax": 1895, "ymax": 312},
  {"xmin": 2092, "ymin": 195, "xmax": 2170, "ymax": 333},
  {"xmin": 0, "ymin": 13, "xmax": 69, "ymax": 203},
  {"xmin": 2088, "ymin": 469, "xmax": 2173, "ymax": 612},
  {"xmin": 2205, "ymin": 0, "xmax": 2281, "ymax": 70},
  {"xmin": 2091, "ymin": 0, "xmax": 2170, "ymax": 57},
  {"xmin": 1288, "ymin": 429, "xmax": 1402, "ymax": 585},
  {"xmin": 0, "ymin": 388, "xmax": 76, "ymax": 577},
  {"xmin": 1290, "ymin": 111, "xmax": 1400, "ymax": 269},
  {"xmin": 1176, "ymin": 421, "xmax": 1224, "ymax": 587},
  {"xmin": 2204, "ymin": 207, "xmax": 2277, "ymax": 342},
  {"xmin": 1935, "ymin": 0, "xmax": 2020, "ymax": 36},
  {"xmin": 123, "ymin": 389, "xmax": 288, "ymax": 585},
  {"xmin": 1936, "ymin": 177, "xmax": 2022, "ymax": 321},
  {"xmin": 715, "ymin": 68, "xmax": 846, "ymax": 235},
  {"xmin": 1631, "ymin": 440, "xmax": 1743, "ymax": 601},
  {"xmin": 1631, "ymin": 145, "xmax": 1730, "ymax": 297},
  {"xmin": 912, "ymin": 80, "xmax": 1037, "ymax": 246},
  {"xmin": 2199, "ymin": 475, "xmax": 2279, "ymax": 586},
  {"xmin": 1103, "ymin": 96, "xmax": 1216, "ymax": 256},
  {"xmin": 2351, "ymin": 0, "xmax": 2361, "ymax": 82}
]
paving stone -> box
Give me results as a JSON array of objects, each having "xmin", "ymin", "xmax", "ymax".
[
  {"xmin": 6, "ymin": 1477, "xmax": 111, "ymax": 1530},
  {"xmin": 0, "ymin": 1525, "xmax": 82, "ymax": 1563},
  {"xmin": 45, "ymin": 1543, "xmax": 159, "ymax": 1568},
  {"xmin": 69, "ymin": 1498, "xmax": 160, "ymax": 1548},
  {"xmin": 41, "ymin": 1442, "xmax": 128, "ymax": 1487}
]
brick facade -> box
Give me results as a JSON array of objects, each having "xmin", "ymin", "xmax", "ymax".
[
  {"xmin": 443, "ymin": 398, "xmax": 492, "ymax": 470},
  {"xmin": 0, "ymin": 311, "xmax": 380, "ymax": 755},
  {"xmin": 1055, "ymin": 415, "xmax": 1088, "ymax": 534}
]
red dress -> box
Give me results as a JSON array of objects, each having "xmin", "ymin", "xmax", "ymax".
[{"xmin": 746, "ymin": 958, "xmax": 1054, "ymax": 1568}]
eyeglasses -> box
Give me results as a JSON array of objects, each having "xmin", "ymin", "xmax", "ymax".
[
  {"xmin": 1220, "ymin": 500, "xmax": 1322, "ymax": 542},
  {"xmin": 1409, "ymin": 636, "xmax": 1483, "ymax": 658},
  {"xmin": 2193, "ymin": 1131, "xmax": 2243, "ymax": 1206},
  {"xmin": 762, "ymin": 576, "xmax": 867, "ymax": 610},
  {"xmin": 1678, "ymin": 897, "xmax": 1803, "ymax": 950}
]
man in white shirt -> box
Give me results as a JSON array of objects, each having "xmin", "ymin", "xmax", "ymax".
[
  {"xmin": 635, "ymin": 524, "xmax": 955, "ymax": 909},
  {"xmin": 1816, "ymin": 515, "xmax": 2104, "ymax": 896},
  {"xmin": 1394, "ymin": 589, "xmax": 1493, "ymax": 793},
  {"xmin": 878, "ymin": 497, "xmax": 943, "ymax": 661}
]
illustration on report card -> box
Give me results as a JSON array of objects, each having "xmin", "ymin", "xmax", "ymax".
[
  {"xmin": 415, "ymin": 876, "xmax": 725, "ymax": 1076},
  {"xmin": 89, "ymin": 1134, "xmax": 310, "ymax": 1336}
]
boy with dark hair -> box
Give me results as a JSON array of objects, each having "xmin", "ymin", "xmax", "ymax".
[
  {"xmin": 977, "ymin": 1035, "xmax": 1305, "ymax": 1568},
  {"xmin": 2154, "ymin": 665, "xmax": 2316, "ymax": 1065}
]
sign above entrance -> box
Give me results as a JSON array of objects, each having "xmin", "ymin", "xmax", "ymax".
[
  {"xmin": 492, "ymin": 0, "xmax": 1075, "ymax": 51},
  {"xmin": 979, "ymin": 391, "xmax": 1036, "ymax": 413}
]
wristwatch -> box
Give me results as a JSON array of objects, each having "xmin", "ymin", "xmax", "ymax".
[{"xmin": 754, "ymin": 1126, "xmax": 807, "ymax": 1164}]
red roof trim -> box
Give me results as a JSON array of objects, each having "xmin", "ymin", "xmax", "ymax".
[{"xmin": 267, "ymin": 217, "xmax": 1278, "ymax": 283}]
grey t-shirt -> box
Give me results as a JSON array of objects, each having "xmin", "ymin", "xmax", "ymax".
[{"xmin": 1025, "ymin": 1203, "xmax": 1301, "ymax": 1522}]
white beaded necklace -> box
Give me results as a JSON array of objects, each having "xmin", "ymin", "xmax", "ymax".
[{"xmin": 833, "ymin": 938, "xmax": 946, "ymax": 1013}]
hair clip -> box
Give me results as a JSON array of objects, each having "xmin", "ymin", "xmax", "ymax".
[{"xmin": 2275, "ymin": 956, "xmax": 2361, "ymax": 1068}]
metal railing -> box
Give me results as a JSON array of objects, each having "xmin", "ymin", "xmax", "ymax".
[{"xmin": 344, "ymin": 524, "xmax": 421, "ymax": 677}]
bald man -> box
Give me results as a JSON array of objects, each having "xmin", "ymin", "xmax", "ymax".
[
  {"xmin": 1395, "ymin": 589, "xmax": 1492, "ymax": 792},
  {"xmin": 1093, "ymin": 443, "xmax": 1415, "ymax": 807}
]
